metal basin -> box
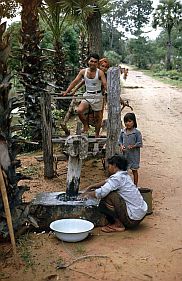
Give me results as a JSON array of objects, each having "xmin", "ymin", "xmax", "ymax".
[{"xmin": 50, "ymin": 218, "xmax": 94, "ymax": 242}]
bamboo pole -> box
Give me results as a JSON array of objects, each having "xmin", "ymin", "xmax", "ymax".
[
  {"xmin": 0, "ymin": 167, "xmax": 18, "ymax": 264},
  {"xmin": 53, "ymin": 95, "xmax": 103, "ymax": 100}
]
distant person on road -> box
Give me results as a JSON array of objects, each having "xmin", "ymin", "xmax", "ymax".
[
  {"xmin": 119, "ymin": 112, "xmax": 143, "ymax": 186},
  {"xmin": 81, "ymin": 154, "xmax": 147, "ymax": 233},
  {"xmin": 62, "ymin": 53, "xmax": 107, "ymax": 138}
]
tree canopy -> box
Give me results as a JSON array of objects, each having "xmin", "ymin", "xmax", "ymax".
[
  {"xmin": 153, "ymin": 0, "xmax": 182, "ymax": 70},
  {"xmin": 0, "ymin": 1, "xmax": 19, "ymax": 21}
]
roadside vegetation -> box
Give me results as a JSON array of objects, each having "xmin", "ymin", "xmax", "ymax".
[{"xmin": 143, "ymin": 69, "xmax": 182, "ymax": 88}]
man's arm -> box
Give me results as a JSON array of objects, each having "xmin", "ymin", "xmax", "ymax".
[
  {"xmin": 79, "ymin": 179, "xmax": 106, "ymax": 199},
  {"xmin": 85, "ymin": 180, "xmax": 106, "ymax": 192},
  {"xmin": 99, "ymin": 70, "xmax": 107, "ymax": 93},
  {"xmin": 63, "ymin": 70, "xmax": 85, "ymax": 96},
  {"xmin": 82, "ymin": 177, "xmax": 119, "ymax": 200},
  {"xmin": 71, "ymin": 79, "xmax": 85, "ymax": 95}
]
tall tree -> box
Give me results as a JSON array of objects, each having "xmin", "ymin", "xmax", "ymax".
[
  {"xmin": 18, "ymin": 0, "xmax": 46, "ymax": 141},
  {"xmin": 86, "ymin": 3, "xmax": 103, "ymax": 56},
  {"xmin": 102, "ymin": 20, "xmax": 126, "ymax": 57},
  {"xmin": 20, "ymin": 0, "xmax": 54, "ymax": 178},
  {"xmin": 153, "ymin": 0, "xmax": 182, "ymax": 70},
  {"xmin": 127, "ymin": 36, "xmax": 155, "ymax": 68},
  {"xmin": 40, "ymin": 0, "xmax": 69, "ymax": 91},
  {"xmin": 121, "ymin": 0, "xmax": 153, "ymax": 36},
  {"xmin": 111, "ymin": 0, "xmax": 153, "ymax": 69},
  {"xmin": 0, "ymin": 20, "xmax": 35, "ymax": 238},
  {"xmin": 59, "ymin": 0, "xmax": 110, "ymax": 57},
  {"xmin": 103, "ymin": 0, "xmax": 125, "ymax": 49}
]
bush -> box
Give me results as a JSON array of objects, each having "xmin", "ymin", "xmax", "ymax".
[
  {"xmin": 150, "ymin": 63, "xmax": 165, "ymax": 73},
  {"xmin": 153, "ymin": 69, "xmax": 182, "ymax": 81},
  {"xmin": 103, "ymin": 50, "xmax": 122, "ymax": 66}
]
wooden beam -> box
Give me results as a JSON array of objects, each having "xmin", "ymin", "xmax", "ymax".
[
  {"xmin": 53, "ymin": 95, "xmax": 103, "ymax": 100},
  {"xmin": 0, "ymin": 167, "xmax": 18, "ymax": 266}
]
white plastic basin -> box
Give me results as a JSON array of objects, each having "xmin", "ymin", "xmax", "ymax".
[{"xmin": 50, "ymin": 218, "xmax": 94, "ymax": 242}]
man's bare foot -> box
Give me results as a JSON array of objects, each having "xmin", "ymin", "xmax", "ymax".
[{"xmin": 82, "ymin": 125, "xmax": 89, "ymax": 133}]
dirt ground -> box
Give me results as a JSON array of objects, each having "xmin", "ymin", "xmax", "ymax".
[{"xmin": 0, "ymin": 69, "xmax": 182, "ymax": 281}]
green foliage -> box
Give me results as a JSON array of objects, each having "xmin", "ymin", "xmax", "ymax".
[
  {"xmin": 150, "ymin": 63, "xmax": 165, "ymax": 72},
  {"xmin": 103, "ymin": 50, "xmax": 122, "ymax": 66},
  {"xmin": 39, "ymin": 18, "xmax": 54, "ymax": 49},
  {"xmin": 73, "ymin": 243, "xmax": 86, "ymax": 255},
  {"xmin": 21, "ymin": 164, "xmax": 40, "ymax": 176},
  {"xmin": 144, "ymin": 68, "xmax": 182, "ymax": 88},
  {"xmin": 7, "ymin": 21, "xmax": 21, "ymax": 72},
  {"xmin": 153, "ymin": 69, "xmax": 182, "ymax": 81},
  {"xmin": 0, "ymin": 1, "xmax": 19, "ymax": 21},
  {"xmin": 62, "ymin": 26, "xmax": 79, "ymax": 66},
  {"xmin": 152, "ymin": 0, "xmax": 182, "ymax": 70},
  {"xmin": 126, "ymin": 37, "xmax": 155, "ymax": 69},
  {"xmin": 119, "ymin": 0, "xmax": 153, "ymax": 36},
  {"xmin": 52, "ymin": 108, "xmax": 65, "ymax": 120},
  {"xmin": 152, "ymin": 25, "xmax": 182, "ymax": 71},
  {"xmin": 153, "ymin": 0, "xmax": 182, "ymax": 30},
  {"xmin": 17, "ymin": 233, "xmax": 35, "ymax": 270},
  {"xmin": 102, "ymin": 21, "xmax": 127, "ymax": 60}
]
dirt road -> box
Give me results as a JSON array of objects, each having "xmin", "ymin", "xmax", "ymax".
[
  {"xmin": 118, "ymin": 69, "xmax": 182, "ymax": 280},
  {"xmin": 0, "ymin": 69, "xmax": 182, "ymax": 281}
]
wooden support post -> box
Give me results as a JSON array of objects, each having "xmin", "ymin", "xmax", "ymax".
[
  {"xmin": 66, "ymin": 156, "xmax": 82, "ymax": 198},
  {"xmin": 65, "ymin": 135, "xmax": 88, "ymax": 197},
  {"xmin": 0, "ymin": 167, "xmax": 18, "ymax": 265},
  {"xmin": 40, "ymin": 92, "xmax": 54, "ymax": 178},
  {"xmin": 106, "ymin": 67, "xmax": 121, "ymax": 162}
]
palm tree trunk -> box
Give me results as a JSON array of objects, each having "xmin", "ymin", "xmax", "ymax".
[
  {"xmin": 78, "ymin": 31, "xmax": 89, "ymax": 67},
  {"xmin": 54, "ymin": 39, "xmax": 71, "ymax": 113},
  {"xmin": 0, "ymin": 20, "xmax": 34, "ymax": 238},
  {"xmin": 21, "ymin": 0, "xmax": 55, "ymax": 178},
  {"xmin": 20, "ymin": 0, "xmax": 44, "ymax": 141}
]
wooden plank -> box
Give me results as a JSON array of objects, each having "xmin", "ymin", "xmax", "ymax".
[
  {"xmin": 40, "ymin": 91, "xmax": 54, "ymax": 178},
  {"xmin": 52, "ymin": 137, "xmax": 107, "ymax": 144},
  {"xmin": 35, "ymin": 154, "xmax": 67, "ymax": 162}
]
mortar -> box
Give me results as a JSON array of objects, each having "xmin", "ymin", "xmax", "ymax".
[{"xmin": 29, "ymin": 191, "xmax": 107, "ymax": 230}]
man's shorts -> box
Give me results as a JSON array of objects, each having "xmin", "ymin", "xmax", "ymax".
[{"xmin": 82, "ymin": 92, "xmax": 103, "ymax": 111}]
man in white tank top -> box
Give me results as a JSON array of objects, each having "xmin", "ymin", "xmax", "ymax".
[{"xmin": 63, "ymin": 53, "xmax": 107, "ymax": 137}]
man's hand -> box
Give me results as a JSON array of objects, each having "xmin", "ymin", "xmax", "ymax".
[
  {"xmin": 63, "ymin": 91, "xmax": 68, "ymax": 97},
  {"xmin": 80, "ymin": 191, "xmax": 95, "ymax": 199}
]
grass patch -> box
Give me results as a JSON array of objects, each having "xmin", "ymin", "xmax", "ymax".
[
  {"xmin": 73, "ymin": 243, "xmax": 86, "ymax": 255},
  {"xmin": 17, "ymin": 233, "xmax": 35, "ymax": 270},
  {"xmin": 143, "ymin": 70, "xmax": 182, "ymax": 88},
  {"xmin": 0, "ymin": 272, "xmax": 10, "ymax": 279},
  {"xmin": 20, "ymin": 164, "xmax": 40, "ymax": 176}
]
